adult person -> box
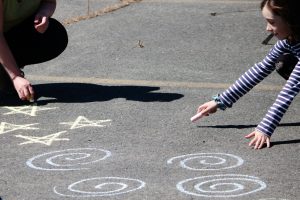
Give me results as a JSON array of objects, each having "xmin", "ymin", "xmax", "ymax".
[{"xmin": 0, "ymin": 0, "xmax": 68, "ymax": 101}]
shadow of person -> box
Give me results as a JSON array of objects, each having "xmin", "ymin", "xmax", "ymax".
[
  {"xmin": 271, "ymin": 139, "xmax": 300, "ymax": 146},
  {"xmin": 198, "ymin": 122, "xmax": 300, "ymax": 129},
  {"xmin": 0, "ymin": 83, "xmax": 184, "ymax": 106},
  {"xmin": 197, "ymin": 123, "xmax": 300, "ymax": 148}
]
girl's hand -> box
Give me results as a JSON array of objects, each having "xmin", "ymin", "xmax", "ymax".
[
  {"xmin": 34, "ymin": 14, "xmax": 49, "ymax": 33},
  {"xmin": 12, "ymin": 76, "xmax": 35, "ymax": 101},
  {"xmin": 197, "ymin": 100, "xmax": 218, "ymax": 116},
  {"xmin": 245, "ymin": 130, "xmax": 270, "ymax": 149}
]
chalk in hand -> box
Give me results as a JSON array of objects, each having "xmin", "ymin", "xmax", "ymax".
[
  {"xmin": 190, "ymin": 112, "xmax": 203, "ymax": 122},
  {"xmin": 27, "ymin": 94, "xmax": 34, "ymax": 103}
]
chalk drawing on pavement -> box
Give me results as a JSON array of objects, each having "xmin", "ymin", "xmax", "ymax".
[
  {"xmin": 16, "ymin": 131, "xmax": 68, "ymax": 146},
  {"xmin": 0, "ymin": 122, "xmax": 39, "ymax": 134},
  {"xmin": 177, "ymin": 174, "xmax": 266, "ymax": 198},
  {"xmin": 167, "ymin": 153, "xmax": 244, "ymax": 171},
  {"xmin": 26, "ymin": 148, "xmax": 111, "ymax": 171},
  {"xmin": 53, "ymin": 177, "xmax": 146, "ymax": 197},
  {"xmin": 60, "ymin": 116, "xmax": 112, "ymax": 129},
  {"xmin": 3, "ymin": 105, "xmax": 57, "ymax": 117}
]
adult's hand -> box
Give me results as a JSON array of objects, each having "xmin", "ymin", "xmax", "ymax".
[{"xmin": 12, "ymin": 76, "xmax": 34, "ymax": 101}]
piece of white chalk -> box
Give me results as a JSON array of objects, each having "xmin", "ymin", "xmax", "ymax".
[{"xmin": 190, "ymin": 112, "xmax": 203, "ymax": 122}]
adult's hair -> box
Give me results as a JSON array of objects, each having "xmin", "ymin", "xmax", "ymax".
[{"xmin": 261, "ymin": 0, "xmax": 300, "ymax": 42}]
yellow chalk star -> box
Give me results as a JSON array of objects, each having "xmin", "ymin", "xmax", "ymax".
[
  {"xmin": 15, "ymin": 131, "xmax": 69, "ymax": 146},
  {"xmin": 60, "ymin": 116, "xmax": 112, "ymax": 129},
  {"xmin": 0, "ymin": 122, "xmax": 39, "ymax": 134},
  {"xmin": 3, "ymin": 104, "xmax": 57, "ymax": 116}
]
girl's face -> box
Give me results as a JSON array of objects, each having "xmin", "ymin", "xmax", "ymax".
[{"xmin": 262, "ymin": 5, "xmax": 291, "ymax": 40}]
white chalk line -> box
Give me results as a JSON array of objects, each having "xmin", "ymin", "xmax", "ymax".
[
  {"xmin": 26, "ymin": 148, "xmax": 112, "ymax": 171},
  {"xmin": 3, "ymin": 104, "xmax": 57, "ymax": 117},
  {"xmin": 16, "ymin": 131, "xmax": 69, "ymax": 146},
  {"xmin": 177, "ymin": 174, "xmax": 267, "ymax": 197},
  {"xmin": 0, "ymin": 122, "xmax": 39, "ymax": 134},
  {"xmin": 167, "ymin": 153, "xmax": 244, "ymax": 171},
  {"xmin": 53, "ymin": 177, "xmax": 146, "ymax": 197},
  {"xmin": 60, "ymin": 116, "xmax": 112, "ymax": 130}
]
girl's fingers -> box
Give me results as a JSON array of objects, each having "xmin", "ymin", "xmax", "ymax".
[
  {"xmin": 202, "ymin": 107, "xmax": 212, "ymax": 116},
  {"xmin": 245, "ymin": 132, "xmax": 255, "ymax": 138},
  {"xmin": 249, "ymin": 138, "xmax": 256, "ymax": 147},
  {"xmin": 257, "ymin": 137, "xmax": 265, "ymax": 149},
  {"xmin": 254, "ymin": 137, "xmax": 261, "ymax": 149},
  {"xmin": 197, "ymin": 104, "xmax": 207, "ymax": 113}
]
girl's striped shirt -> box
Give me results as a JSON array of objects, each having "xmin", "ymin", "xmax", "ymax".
[{"xmin": 219, "ymin": 39, "xmax": 300, "ymax": 136}]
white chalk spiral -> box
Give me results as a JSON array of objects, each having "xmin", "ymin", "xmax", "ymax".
[
  {"xmin": 26, "ymin": 148, "xmax": 111, "ymax": 171},
  {"xmin": 177, "ymin": 174, "xmax": 267, "ymax": 197},
  {"xmin": 53, "ymin": 177, "xmax": 146, "ymax": 197},
  {"xmin": 167, "ymin": 153, "xmax": 244, "ymax": 171}
]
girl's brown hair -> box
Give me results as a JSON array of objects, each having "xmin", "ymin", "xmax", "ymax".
[{"xmin": 261, "ymin": 0, "xmax": 300, "ymax": 43}]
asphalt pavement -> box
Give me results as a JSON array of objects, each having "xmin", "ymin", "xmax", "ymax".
[{"xmin": 0, "ymin": 0, "xmax": 299, "ymax": 199}]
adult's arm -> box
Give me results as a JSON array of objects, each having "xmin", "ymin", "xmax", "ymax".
[
  {"xmin": 0, "ymin": 1, "xmax": 34, "ymax": 100},
  {"xmin": 38, "ymin": 0, "xmax": 56, "ymax": 17},
  {"xmin": 34, "ymin": 0, "xmax": 56, "ymax": 33}
]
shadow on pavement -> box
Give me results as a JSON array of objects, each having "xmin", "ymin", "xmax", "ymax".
[
  {"xmin": 0, "ymin": 83, "xmax": 184, "ymax": 106},
  {"xmin": 271, "ymin": 139, "xmax": 300, "ymax": 146},
  {"xmin": 198, "ymin": 124, "xmax": 300, "ymax": 147},
  {"xmin": 198, "ymin": 122, "xmax": 300, "ymax": 129}
]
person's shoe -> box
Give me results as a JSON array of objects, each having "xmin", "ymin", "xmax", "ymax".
[{"xmin": 275, "ymin": 53, "xmax": 298, "ymax": 80}]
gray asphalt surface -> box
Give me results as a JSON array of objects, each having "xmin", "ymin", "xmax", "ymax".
[{"xmin": 0, "ymin": 0, "xmax": 299, "ymax": 200}]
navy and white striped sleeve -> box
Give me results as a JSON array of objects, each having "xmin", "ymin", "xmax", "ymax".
[
  {"xmin": 219, "ymin": 40, "xmax": 286, "ymax": 108},
  {"xmin": 218, "ymin": 40, "xmax": 300, "ymax": 136},
  {"xmin": 256, "ymin": 46, "xmax": 300, "ymax": 136}
]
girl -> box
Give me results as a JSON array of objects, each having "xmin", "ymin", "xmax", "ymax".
[
  {"xmin": 195, "ymin": 0, "xmax": 300, "ymax": 149},
  {"xmin": 0, "ymin": 0, "xmax": 68, "ymax": 101}
]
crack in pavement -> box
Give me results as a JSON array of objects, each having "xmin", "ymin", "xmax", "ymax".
[{"xmin": 63, "ymin": 0, "xmax": 142, "ymax": 26}]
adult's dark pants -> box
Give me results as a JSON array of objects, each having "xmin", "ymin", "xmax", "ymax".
[{"xmin": 0, "ymin": 15, "xmax": 68, "ymax": 92}]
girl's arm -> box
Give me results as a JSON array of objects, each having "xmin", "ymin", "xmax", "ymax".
[
  {"xmin": 0, "ymin": 1, "xmax": 33, "ymax": 100},
  {"xmin": 218, "ymin": 40, "xmax": 289, "ymax": 110},
  {"xmin": 256, "ymin": 60, "xmax": 300, "ymax": 135},
  {"xmin": 246, "ymin": 58, "xmax": 300, "ymax": 149}
]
